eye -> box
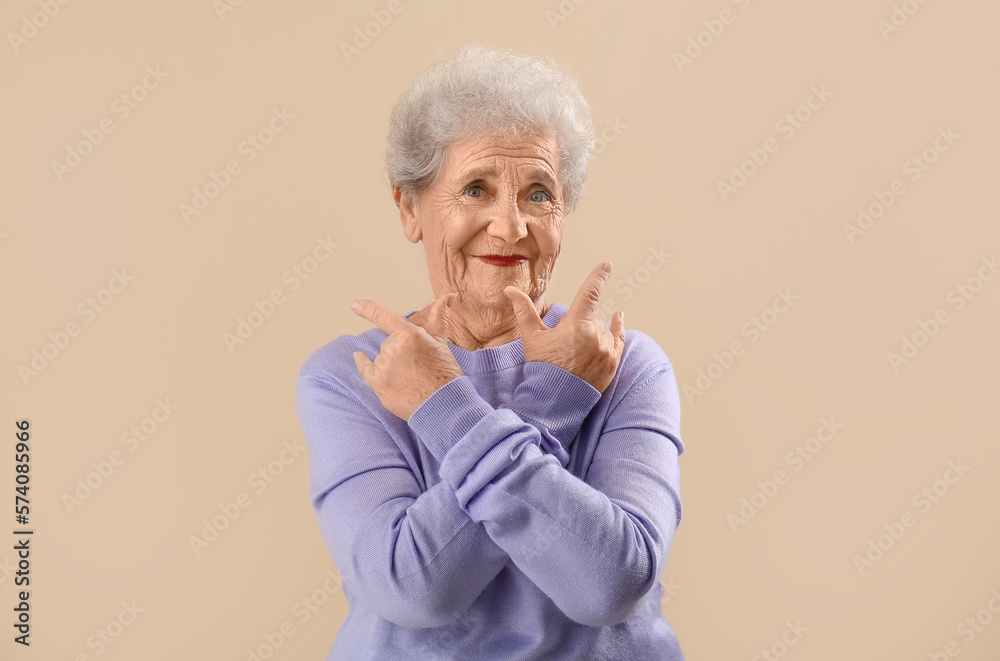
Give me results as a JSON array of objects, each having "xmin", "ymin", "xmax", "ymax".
[
  {"xmin": 464, "ymin": 184, "xmax": 485, "ymax": 198},
  {"xmin": 528, "ymin": 189, "xmax": 552, "ymax": 203}
]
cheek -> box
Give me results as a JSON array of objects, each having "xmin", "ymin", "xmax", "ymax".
[
  {"xmin": 528, "ymin": 218, "xmax": 562, "ymax": 285},
  {"xmin": 424, "ymin": 201, "xmax": 481, "ymax": 257},
  {"xmin": 448, "ymin": 224, "xmax": 482, "ymax": 259},
  {"xmin": 534, "ymin": 214, "xmax": 564, "ymax": 256}
]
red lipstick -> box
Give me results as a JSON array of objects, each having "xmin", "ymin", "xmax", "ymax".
[{"xmin": 476, "ymin": 254, "xmax": 525, "ymax": 267}]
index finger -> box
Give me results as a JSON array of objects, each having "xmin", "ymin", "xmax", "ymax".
[
  {"xmin": 350, "ymin": 299, "xmax": 413, "ymax": 335},
  {"xmin": 567, "ymin": 262, "xmax": 613, "ymax": 320}
]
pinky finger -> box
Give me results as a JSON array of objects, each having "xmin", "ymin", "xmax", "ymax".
[{"xmin": 353, "ymin": 350, "xmax": 375, "ymax": 382}]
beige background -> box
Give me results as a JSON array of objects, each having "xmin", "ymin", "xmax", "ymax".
[{"xmin": 3, "ymin": 0, "xmax": 999, "ymax": 659}]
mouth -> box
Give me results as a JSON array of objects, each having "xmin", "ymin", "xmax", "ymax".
[{"xmin": 475, "ymin": 254, "xmax": 526, "ymax": 267}]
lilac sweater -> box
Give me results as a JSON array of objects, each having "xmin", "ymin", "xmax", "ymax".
[{"xmin": 295, "ymin": 301, "xmax": 686, "ymax": 660}]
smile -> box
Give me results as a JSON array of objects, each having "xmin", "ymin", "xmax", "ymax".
[{"xmin": 476, "ymin": 255, "xmax": 526, "ymax": 267}]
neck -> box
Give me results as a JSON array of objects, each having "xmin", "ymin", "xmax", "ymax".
[{"xmin": 409, "ymin": 296, "xmax": 550, "ymax": 351}]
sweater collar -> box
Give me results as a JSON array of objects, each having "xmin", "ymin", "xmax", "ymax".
[{"xmin": 404, "ymin": 302, "xmax": 568, "ymax": 376}]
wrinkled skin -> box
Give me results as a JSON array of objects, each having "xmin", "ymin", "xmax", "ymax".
[{"xmin": 352, "ymin": 132, "xmax": 626, "ymax": 420}]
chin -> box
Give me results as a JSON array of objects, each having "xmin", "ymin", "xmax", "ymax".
[{"xmin": 469, "ymin": 286, "xmax": 526, "ymax": 311}]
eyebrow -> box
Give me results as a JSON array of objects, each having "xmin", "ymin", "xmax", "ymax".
[{"xmin": 460, "ymin": 165, "xmax": 558, "ymax": 191}]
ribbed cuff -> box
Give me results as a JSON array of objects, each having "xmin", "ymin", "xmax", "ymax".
[
  {"xmin": 512, "ymin": 362, "xmax": 602, "ymax": 438},
  {"xmin": 408, "ymin": 376, "xmax": 495, "ymax": 462}
]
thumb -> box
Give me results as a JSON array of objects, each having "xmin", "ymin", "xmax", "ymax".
[
  {"xmin": 423, "ymin": 292, "xmax": 454, "ymax": 342},
  {"xmin": 503, "ymin": 286, "xmax": 546, "ymax": 334}
]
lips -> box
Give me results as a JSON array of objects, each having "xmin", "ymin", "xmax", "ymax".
[{"xmin": 476, "ymin": 254, "xmax": 526, "ymax": 267}]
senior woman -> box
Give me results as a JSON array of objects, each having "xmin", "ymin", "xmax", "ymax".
[{"xmin": 296, "ymin": 45, "xmax": 685, "ymax": 660}]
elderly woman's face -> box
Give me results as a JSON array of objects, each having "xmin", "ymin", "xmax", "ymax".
[{"xmin": 399, "ymin": 132, "xmax": 564, "ymax": 312}]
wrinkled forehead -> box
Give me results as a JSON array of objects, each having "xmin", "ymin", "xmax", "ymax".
[{"xmin": 441, "ymin": 133, "xmax": 561, "ymax": 187}]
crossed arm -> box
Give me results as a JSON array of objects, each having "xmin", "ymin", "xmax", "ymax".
[{"xmin": 297, "ymin": 344, "xmax": 683, "ymax": 629}]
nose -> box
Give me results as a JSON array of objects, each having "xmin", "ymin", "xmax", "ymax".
[{"xmin": 486, "ymin": 193, "xmax": 528, "ymax": 244}]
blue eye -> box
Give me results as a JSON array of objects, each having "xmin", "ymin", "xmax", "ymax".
[
  {"xmin": 465, "ymin": 185, "xmax": 484, "ymax": 197},
  {"xmin": 529, "ymin": 190, "xmax": 551, "ymax": 202}
]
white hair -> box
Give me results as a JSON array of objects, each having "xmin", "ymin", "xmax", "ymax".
[{"xmin": 385, "ymin": 44, "xmax": 595, "ymax": 213}]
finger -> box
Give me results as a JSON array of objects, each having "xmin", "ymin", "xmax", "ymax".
[
  {"xmin": 352, "ymin": 350, "xmax": 375, "ymax": 382},
  {"xmin": 610, "ymin": 309, "xmax": 626, "ymax": 357},
  {"xmin": 351, "ymin": 299, "xmax": 412, "ymax": 336},
  {"xmin": 503, "ymin": 286, "xmax": 547, "ymax": 333},
  {"xmin": 568, "ymin": 262, "xmax": 613, "ymax": 321},
  {"xmin": 423, "ymin": 292, "xmax": 454, "ymax": 342}
]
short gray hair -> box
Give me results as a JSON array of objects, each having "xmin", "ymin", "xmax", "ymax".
[{"xmin": 385, "ymin": 44, "xmax": 595, "ymax": 213}]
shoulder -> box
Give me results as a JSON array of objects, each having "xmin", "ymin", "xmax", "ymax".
[
  {"xmin": 296, "ymin": 327, "xmax": 387, "ymax": 394},
  {"xmin": 609, "ymin": 328, "xmax": 684, "ymax": 453},
  {"xmin": 617, "ymin": 327, "xmax": 675, "ymax": 388}
]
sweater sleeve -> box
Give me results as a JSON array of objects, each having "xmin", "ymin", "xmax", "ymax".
[
  {"xmin": 407, "ymin": 345, "xmax": 683, "ymax": 627},
  {"xmin": 507, "ymin": 361, "xmax": 603, "ymax": 467},
  {"xmin": 296, "ymin": 369, "xmax": 511, "ymax": 629}
]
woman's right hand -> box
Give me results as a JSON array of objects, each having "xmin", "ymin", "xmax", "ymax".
[{"xmin": 503, "ymin": 262, "xmax": 626, "ymax": 393}]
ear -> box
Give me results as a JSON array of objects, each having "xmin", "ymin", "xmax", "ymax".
[{"xmin": 394, "ymin": 185, "xmax": 422, "ymax": 243}]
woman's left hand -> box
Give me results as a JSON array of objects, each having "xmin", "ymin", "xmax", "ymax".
[{"xmin": 351, "ymin": 293, "xmax": 465, "ymax": 421}]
